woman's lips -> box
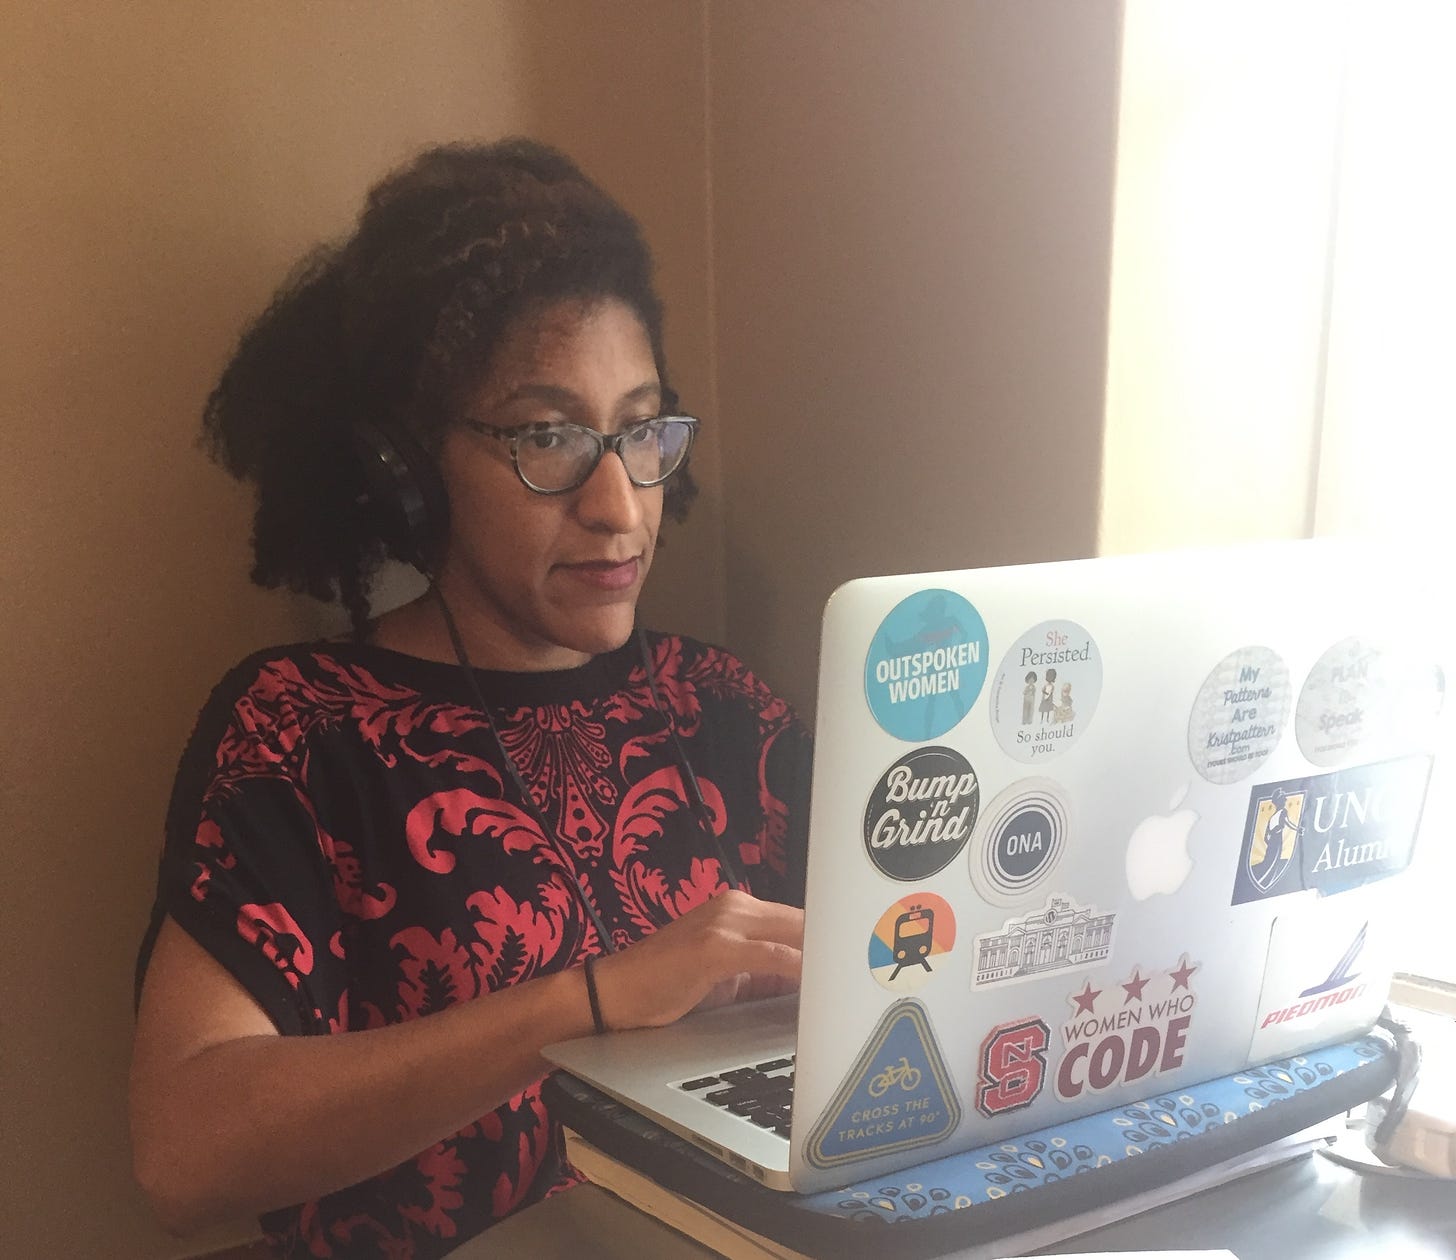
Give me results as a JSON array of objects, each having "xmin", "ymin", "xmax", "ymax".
[{"xmin": 557, "ymin": 557, "xmax": 640, "ymax": 591}]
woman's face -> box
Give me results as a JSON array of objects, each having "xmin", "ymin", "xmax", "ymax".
[{"xmin": 434, "ymin": 297, "xmax": 665, "ymax": 670}]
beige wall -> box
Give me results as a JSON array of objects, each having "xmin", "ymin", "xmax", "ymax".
[
  {"xmin": 5, "ymin": 2, "xmax": 1129, "ymax": 1254},
  {"xmin": 1, "ymin": 4, "xmax": 712, "ymax": 1256},
  {"xmin": 708, "ymin": 0, "xmax": 1124, "ymax": 715}
]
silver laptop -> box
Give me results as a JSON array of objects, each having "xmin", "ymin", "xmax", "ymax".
[{"xmin": 544, "ymin": 541, "xmax": 1445, "ymax": 1193}]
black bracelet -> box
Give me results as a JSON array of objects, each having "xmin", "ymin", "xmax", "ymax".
[{"xmin": 583, "ymin": 956, "xmax": 607, "ymax": 1034}]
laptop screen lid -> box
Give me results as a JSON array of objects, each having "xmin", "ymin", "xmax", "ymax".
[
  {"xmin": 544, "ymin": 541, "xmax": 1442, "ymax": 1193},
  {"xmin": 787, "ymin": 540, "xmax": 1442, "ymax": 1191}
]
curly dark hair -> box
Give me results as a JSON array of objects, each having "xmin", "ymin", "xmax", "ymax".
[{"xmin": 202, "ymin": 138, "xmax": 694, "ymax": 638}]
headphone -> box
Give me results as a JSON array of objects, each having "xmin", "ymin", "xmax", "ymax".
[{"xmin": 353, "ymin": 421, "xmax": 451, "ymax": 575}]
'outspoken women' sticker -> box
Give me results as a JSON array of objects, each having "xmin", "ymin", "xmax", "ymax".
[
  {"xmin": 1187, "ymin": 646, "xmax": 1291, "ymax": 785},
  {"xmin": 864, "ymin": 589, "xmax": 988, "ymax": 741},
  {"xmin": 862, "ymin": 746, "xmax": 979, "ymax": 881},
  {"xmin": 989, "ymin": 619, "xmax": 1103, "ymax": 763},
  {"xmin": 867, "ymin": 893, "xmax": 957, "ymax": 994}
]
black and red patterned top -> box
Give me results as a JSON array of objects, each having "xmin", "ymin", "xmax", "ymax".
[{"xmin": 136, "ymin": 632, "xmax": 811, "ymax": 1258}]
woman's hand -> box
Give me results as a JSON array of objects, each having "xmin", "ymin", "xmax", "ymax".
[{"xmin": 590, "ymin": 889, "xmax": 804, "ymax": 1030}]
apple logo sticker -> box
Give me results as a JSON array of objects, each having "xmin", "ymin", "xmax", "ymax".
[{"xmin": 1125, "ymin": 783, "xmax": 1200, "ymax": 900}]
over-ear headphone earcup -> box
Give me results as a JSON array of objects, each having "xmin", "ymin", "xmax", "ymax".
[{"xmin": 353, "ymin": 422, "xmax": 451, "ymax": 574}]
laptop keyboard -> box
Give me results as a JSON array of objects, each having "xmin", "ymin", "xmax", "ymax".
[{"xmin": 676, "ymin": 1056, "xmax": 795, "ymax": 1138}]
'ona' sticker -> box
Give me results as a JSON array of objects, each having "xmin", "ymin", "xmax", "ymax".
[{"xmin": 968, "ymin": 778, "xmax": 1071, "ymax": 906}]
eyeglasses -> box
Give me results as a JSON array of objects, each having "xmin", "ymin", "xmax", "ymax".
[{"xmin": 463, "ymin": 415, "xmax": 699, "ymax": 495}]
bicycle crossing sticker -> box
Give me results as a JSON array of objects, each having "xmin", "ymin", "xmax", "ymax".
[
  {"xmin": 805, "ymin": 1000, "xmax": 962, "ymax": 1170},
  {"xmin": 867, "ymin": 892, "xmax": 957, "ymax": 994}
]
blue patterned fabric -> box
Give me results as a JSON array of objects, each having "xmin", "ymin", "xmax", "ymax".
[
  {"xmin": 798, "ymin": 1036, "xmax": 1386, "ymax": 1222},
  {"xmin": 551, "ymin": 1035, "xmax": 1389, "ymax": 1229}
]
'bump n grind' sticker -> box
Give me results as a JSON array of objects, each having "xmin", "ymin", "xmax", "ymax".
[
  {"xmin": 805, "ymin": 1001, "xmax": 961, "ymax": 1170},
  {"xmin": 865, "ymin": 589, "xmax": 989, "ymax": 741}
]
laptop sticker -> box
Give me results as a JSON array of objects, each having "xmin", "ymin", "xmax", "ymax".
[
  {"xmin": 972, "ymin": 894, "xmax": 1116, "ymax": 989},
  {"xmin": 1248, "ymin": 899, "xmax": 1393, "ymax": 1062},
  {"xmin": 1124, "ymin": 783, "xmax": 1199, "ymax": 901},
  {"xmin": 989, "ymin": 620, "xmax": 1103, "ymax": 763},
  {"xmin": 968, "ymin": 778, "xmax": 1070, "ymax": 906},
  {"xmin": 976, "ymin": 1016, "xmax": 1051, "ymax": 1118},
  {"xmin": 1229, "ymin": 754, "xmax": 1432, "ymax": 905},
  {"xmin": 864, "ymin": 589, "xmax": 988, "ymax": 741},
  {"xmin": 1055, "ymin": 955, "xmax": 1199, "ymax": 1101},
  {"xmin": 804, "ymin": 1000, "xmax": 962, "ymax": 1170},
  {"xmin": 1187, "ymin": 646, "xmax": 1292, "ymax": 785},
  {"xmin": 1294, "ymin": 637, "xmax": 1445, "ymax": 766},
  {"xmin": 867, "ymin": 893, "xmax": 957, "ymax": 994},
  {"xmin": 862, "ymin": 746, "xmax": 979, "ymax": 880}
]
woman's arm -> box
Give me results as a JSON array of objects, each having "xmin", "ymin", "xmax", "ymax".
[{"xmin": 129, "ymin": 890, "xmax": 802, "ymax": 1235}]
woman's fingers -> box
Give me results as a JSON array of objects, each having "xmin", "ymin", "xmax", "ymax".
[{"xmin": 593, "ymin": 891, "xmax": 805, "ymax": 1029}]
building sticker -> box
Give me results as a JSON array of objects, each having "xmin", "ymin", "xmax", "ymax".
[
  {"xmin": 1055, "ymin": 955, "xmax": 1200, "ymax": 1101},
  {"xmin": 976, "ymin": 1017, "xmax": 1051, "ymax": 1118},
  {"xmin": 867, "ymin": 893, "xmax": 957, "ymax": 994},
  {"xmin": 989, "ymin": 619, "xmax": 1103, "ymax": 764},
  {"xmin": 969, "ymin": 778, "xmax": 1071, "ymax": 906},
  {"xmin": 864, "ymin": 589, "xmax": 989, "ymax": 741},
  {"xmin": 1229, "ymin": 755, "xmax": 1432, "ymax": 905},
  {"xmin": 1249, "ymin": 902, "xmax": 1393, "ymax": 1062},
  {"xmin": 1187, "ymin": 646, "xmax": 1292, "ymax": 785},
  {"xmin": 862, "ymin": 746, "xmax": 979, "ymax": 880},
  {"xmin": 973, "ymin": 895, "xmax": 1116, "ymax": 989},
  {"xmin": 804, "ymin": 1000, "xmax": 962, "ymax": 1170}
]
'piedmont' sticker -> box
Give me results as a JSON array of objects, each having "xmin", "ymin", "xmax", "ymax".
[
  {"xmin": 805, "ymin": 1000, "xmax": 961, "ymax": 1170},
  {"xmin": 864, "ymin": 589, "xmax": 988, "ymax": 741},
  {"xmin": 862, "ymin": 746, "xmax": 979, "ymax": 881}
]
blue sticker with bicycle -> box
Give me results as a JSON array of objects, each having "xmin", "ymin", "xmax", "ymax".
[
  {"xmin": 805, "ymin": 1000, "xmax": 962, "ymax": 1169},
  {"xmin": 865, "ymin": 589, "xmax": 989, "ymax": 741}
]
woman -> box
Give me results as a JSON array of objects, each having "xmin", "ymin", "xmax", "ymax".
[{"xmin": 130, "ymin": 139, "xmax": 810, "ymax": 1258}]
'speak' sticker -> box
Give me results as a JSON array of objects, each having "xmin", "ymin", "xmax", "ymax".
[{"xmin": 805, "ymin": 1001, "xmax": 961, "ymax": 1170}]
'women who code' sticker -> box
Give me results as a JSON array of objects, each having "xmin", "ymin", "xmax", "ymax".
[{"xmin": 865, "ymin": 589, "xmax": 989, "ymax": 741}]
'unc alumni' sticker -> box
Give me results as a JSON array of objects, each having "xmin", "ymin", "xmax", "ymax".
[
  {"xmin": 805, "ymin": 1000, "xmax": 961, "ymax": 1170},
  {"xmin": 865, "ymin": 589, "xmax": 988, "ymax": 741}
]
